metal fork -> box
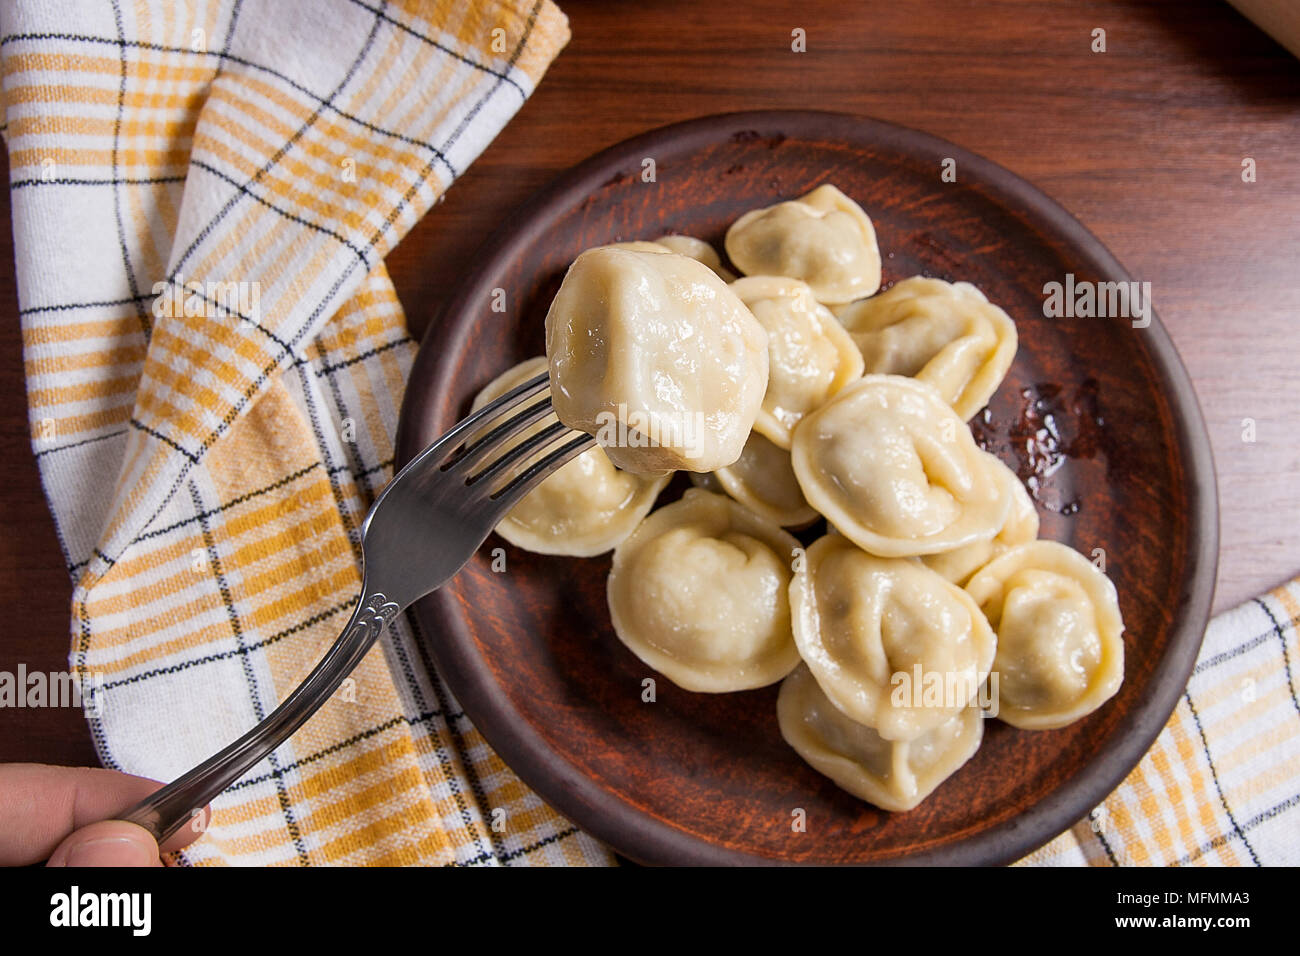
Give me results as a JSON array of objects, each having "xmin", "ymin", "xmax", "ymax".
[{"xmin": 120, "ymin": 372, "xmax": 593, "ymax": 845}]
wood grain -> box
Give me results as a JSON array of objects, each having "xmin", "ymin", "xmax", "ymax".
[{"xmin": 1, "ymin": 0, "xmax": 1297, "ymax": 774}]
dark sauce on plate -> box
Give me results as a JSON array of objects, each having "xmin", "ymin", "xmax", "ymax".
[{"xmin": 970, "ymin": 378, "xmax": 1107, "ymax": 516}]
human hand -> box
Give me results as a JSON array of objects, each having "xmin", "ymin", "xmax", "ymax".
[{"xmin": 0, "ymin": 763, "xmax": 210, "ymax": 866}]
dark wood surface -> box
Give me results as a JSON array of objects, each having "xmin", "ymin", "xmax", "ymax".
[
  {"xmin": 2, "ymin": 0, "xmax": 1297, "ymax": 774},
  {"xmin": 397, "ymin": 110, "xmax": 1217, "ymax": 864}
]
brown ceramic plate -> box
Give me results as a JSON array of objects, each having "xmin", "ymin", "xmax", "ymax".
[{"xmin": 394, "ymin": 111, "xmax": 1218, "ymax": 865}]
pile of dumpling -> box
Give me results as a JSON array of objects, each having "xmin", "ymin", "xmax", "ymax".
[{"xmin": 475, "ymin": 184, "xmax": 1124, "ymax": 813}]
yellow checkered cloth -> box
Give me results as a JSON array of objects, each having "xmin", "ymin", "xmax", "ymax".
[
  {"xmin": 3, "ymin": 0, "xmax": 611, "ymax": 866},
  {"xmin": 5, "ymin": 0, "xmax": 1297, "ymax": 868}
]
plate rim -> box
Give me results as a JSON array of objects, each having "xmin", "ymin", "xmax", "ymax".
[{"xmin": 395, "ymin": 109, "xmax": 1220, "ymax": 866}]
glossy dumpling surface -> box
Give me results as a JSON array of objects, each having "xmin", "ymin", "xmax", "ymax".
[
  {"xmin": 836, "ymin": 277, "xmax": 1018, "ymax": 420},
  {"xmin": 713, "ymin": 430, "xmax": 819, "ymax": 528},
  {"xmin": 920, "ymin": 452, "xmax": 1039, "ymax": 584},
  {"xmin": 545, "ymin": 247, "xmax": 769, "ymax": 474},
  {"xmin": 730, "ymin": 275, "xmax": 864, "ymax": 449},
  {"xmin": 607, "ymin": 489, "xmax": 802, "ymax": 692},
  {"xmin": 778, "ymin": 663, "xmax": 983, "ymax": 811},
  {"xmin": 471, "ymin": 357, "xmax": 670, "ymax": 556},
  {"xmin": 965, "ymin": 540, "xmax": 1124, "ymax": 730},
  {"xmin": 790, "ymin": 374, "xmax": 1010, "ymax": 557},
  {"xmin": 725, "ymin": 184, "xmax": 882, "ymax": 305},
  {"xmin": 790, "ymin": 533, "xmax": 997, "ymax": 740}
]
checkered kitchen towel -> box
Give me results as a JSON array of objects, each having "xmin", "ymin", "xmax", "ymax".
[
  {"xmin": 3, "ymin": 0, "xmax": 613, "ymax": 865},
  {"xmin": 6, "ymin": 2, "xmax": 1299, "ymax": 871}
]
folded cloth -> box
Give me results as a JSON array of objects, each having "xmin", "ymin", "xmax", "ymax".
[
  {"xmin": 3, "ymin": 0, "xmax": 613, "ymax": 865},
  {"xmin": 1020, "ymin": 577, "xmax": 1300, "ymax": 866}
]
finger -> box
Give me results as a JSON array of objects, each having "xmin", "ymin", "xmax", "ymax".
[
  {"xmin": 46, "ymin": 820, "xmax": 162, "ymax": 867},
  {"xmin": 0, "ymin": 763, "xmax": 210, "ymax": 865}
]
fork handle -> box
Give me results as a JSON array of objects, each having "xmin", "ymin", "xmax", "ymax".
[{"xmin": 120, "ymin": 588, "xmax": 402, "ymax": 846}]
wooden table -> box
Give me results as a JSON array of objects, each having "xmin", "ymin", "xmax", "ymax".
[{"xmin": 3, "ymin": 0, "xmax": 1298, "ymax": 766}]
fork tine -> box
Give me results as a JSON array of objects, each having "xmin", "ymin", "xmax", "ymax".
[
  {"xmin": 469, "ymin": 418, "xmax": 574, "ymax": 489},
  {"xmin": 446, "ymin": 396, "xmax": 554, "ymax": 476},
  {"xmin": 490, "ymin": 432, "xmax": 598, "ymax": 509},
  {"xmin": 414, "ymin": 371, "xmax": 550, "ymax": 469}
]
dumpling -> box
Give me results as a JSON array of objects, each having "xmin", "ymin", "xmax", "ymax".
[
  {"xmin": 778, "ymin": 663, "xmax": 983, "ymax": 811},
  {"xmin": 712, "ymin": 430, "xmax": 819, "ymax": 528},
  {"xmin": 545, "ymin": 246, "xmax": 769, "ymax": 474},
  {"xmin": 790, "ymin": 533, "xmax": 997, "ymax": 740},
  {"xmin": 836, "ymin": 277, "xmax": 1018, "ymax": 421},
  {"xmin": 725, "ymin": 184, "xmax": 882, "ymax": 305},
  {"xmin": 603, "ymin": 236, "xmax": 735, "ymax": 281},
  {"xmin": 607, "ymin": 488, "xmax": 802, "ymax": 692},
  {"xmin": 471, "ymin": 357, "xmax": 670, "ymax": 556},
  {"xmin": 601, "ymin": 240, "xmax": 674, "ymax": 255},
  {"xmin": 729, "ymin": 275, "xmax": 865, "ymax": 449},
  {"xmin": 652, "ymin": 234, "xmax": 736, "ymax": 281},
  {"xmin": 790, "ymin": 375, "xmax": 1010, "ymax": 557},
  {"xmin": 919, "ymin": 453, "xmax": 1039, "ymax": 584},
  {"xmin": 965, "ymin": 541, "xmax": 1124, "ymax": 730}
]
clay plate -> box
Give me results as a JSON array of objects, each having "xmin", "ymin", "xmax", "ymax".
[{"xmin": 395, "ymin": 111, "xmax": 1218, "ymax": 865}]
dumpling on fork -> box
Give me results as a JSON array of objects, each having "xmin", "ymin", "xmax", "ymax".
[{"xmin": 545, "ymin": 246, "xmax": 769, "ymax": 474}]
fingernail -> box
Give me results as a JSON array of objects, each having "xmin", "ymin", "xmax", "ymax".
[{"xmin": 60, "ymin": 836, "xmax": 157, "ymax": 867}]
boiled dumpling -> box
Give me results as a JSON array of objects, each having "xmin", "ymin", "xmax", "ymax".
[
  {"xmin": 601, "ymin": 240, "xmax": 674, "ymax": 255},
  {"xmin": 712, "ymin": 430, "xmax": 819, "ymax": 528},
  {"xmin": 965, "ymin": 540, "xmax": 1124, "ymax": 730},
  {"xmin": 545, "ymin": 246, "xmax": 769, "ymax": 474},
  {"xmin": 790, "ymin": 375, "xmax": 1010, "ymax": 557},
  {"xmin": 836, "ymin": 277, "xmax": 1018, "ymax": 421},
  {"xmin": 920, "ymin": 452, "xmax": 1039, "ymax": 584},
  {"xmin": 471, "ymin": 357, "xmax": 670, "ymax": 556},
  {"xmin": 652, "ymin": 234, "xmax": 736, "ymax": 281},
  {"xmin": 725, "ymin": 184, "xmax": 882, "ymax": 305},
  {"xmin": 778, "ymin": 663, "xmax": 983, "ymax": 811},
  {"xmin": 729, "ymin": 275, "xmax": 864, "ymax": 449},
  {"xmin": 604, "ymin": 236, "xmax": 734, "ymax": 280},
  {"xmin": 607, "ymin": 488, "xmax": 802, "ymax": 692},
  {"xmin": 790, "ymin": 533, "xmax": 997, "ymax": 741}
]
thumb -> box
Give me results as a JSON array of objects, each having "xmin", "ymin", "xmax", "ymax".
[{"xmin": 46, "ymin": 820, "xmax": 162, "ymax": 867}]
